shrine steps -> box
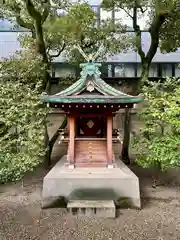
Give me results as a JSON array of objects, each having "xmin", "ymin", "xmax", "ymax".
[
  {"xmin": 74, "ymin": 140, "xmax": 114, "ymax": 168},
  {"xmin": 67, "ymin": 200, "xmax": 116, "ymax": 218}
]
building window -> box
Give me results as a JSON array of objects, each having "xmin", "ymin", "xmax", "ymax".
[
  {"xmin": 100, "ymin": 64, "xmax": 108, "ymax": 78},
  {"xmin": 90, "ymin": 5, "xmax": 100, "ymax": 27},
  {"xmin": 54, "ymin": 66, "xmax": 76, "ymax": 78},
  {"xmin": 114, "ymin": 8, "xmax": 133, "ymax": 30},
  {"xmin": 100, "ymin": 8, "xmax": 113, "ymax": 22},
  {"xmin": 114, "ymin": 64, "xmax": 135, "ymax": 77},
  {"xmin": 49, "ymin": 66, "xmax": 54, "ymax": 77},
  {"xmin": 113, "ymin": 7, "xmax": 151, "ymax": 30},
  {"xmin": 175, "ymin": 64, "xmax": 180, "ymax": 77},
  {"xmin": 91, "ymin": 6, "xmax": 99, "ymax": 14},
  {"xmin": 149, "ymin": 64, "xmax": 158, "ymax": 77},
  {"xmin": 137, "ymin": 8, "xmax": 151, "ymax": 30},
  {"xmin": 161, "ymin": 63, "xmax": 172, "ymax": 77},
  {"xmin": 137, "ymin": 63, "xmax": 158, "ymax": 77},
  {"xmin": 108, "ymin": 64, "xmax": 113, "ymax": 77}
]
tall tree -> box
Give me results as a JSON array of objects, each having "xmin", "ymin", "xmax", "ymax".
[
  {"xmin": 1, "ymin": 1, "xmax": 128, "ymax": 166},
  {"xmin": 102, "ymin": 0, "xmax": 180, "ymax": 164}
]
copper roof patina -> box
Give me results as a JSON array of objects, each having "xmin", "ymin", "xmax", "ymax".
[{"xmin": 42, "ymin": 60, "xmax": 144, "ymax": 105}]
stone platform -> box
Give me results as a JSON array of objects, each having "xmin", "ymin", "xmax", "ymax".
[{"xmin": 42, "ymin": 155, "xmax": 141, "ymax": 209}]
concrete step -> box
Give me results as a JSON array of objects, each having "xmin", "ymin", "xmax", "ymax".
[
  {"xmin": 75, "ymin": 146, "xmax": 107, "ymax": 149},
  {"xmin": 76, "ymin": 141, "xmax": 106, "ymax": 143},
  {"xmin": 75, "ymin": 163, "xmax": 107, "ymax": 168},
  {"xmin": 75, "ymin": 161, "xmax": 107, "ymax": 164},
  {"xmin": 75, "ymin": 157, "xmax": 107, "ymax": 161},
  {"xmin": 75, "ymin": 143, "xmax": 106, "ymax": 147},
  {"xmin": 67, "ymin": 200, "xmax": 116, "ymax": 218},
  {"xmin": 75, "ymin": 159, "xmax": 107, "ymax": 162},
  {"xmin": 76, "ymin": 147, "xmax": 107, "ymax": 152},
  {"xmin": 75, "ymin": 151, "xmax": 107, "ymax": 154}
]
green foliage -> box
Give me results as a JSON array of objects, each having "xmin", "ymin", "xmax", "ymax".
[
  {"xmin": 58, "ymin": 76, "xmax": 77, "ymax": 91},
  {"xmin": 159, "ymin": 0, "xmax": 180, "ymax": 52},
  {"xmin": 44, "ymin": 2, "xmax": 129, "ymax": 63},
  {"xmin": 3, "ymin": 0, "xmax": 131, "ymax": 64},
  {"xmin": 0, "ymin": 50, "xmax": 48, "ymax": 183},
  {"xmin": 102, "ymin": 0, "xmax": 180, "ymax": 81},
  {"xmin": 133, "ymin": 78, "xmax": 180, "ymax": 171}
]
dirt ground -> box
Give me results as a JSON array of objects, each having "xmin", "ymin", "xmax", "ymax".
[{"xmin": 0, "ymin": 144, "xmax": 180, "ymax": 240}]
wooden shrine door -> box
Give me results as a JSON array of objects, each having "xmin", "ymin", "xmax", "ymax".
[{"xmin": 77, "ymin": 116, "xmax": 106, "ymax": 137}]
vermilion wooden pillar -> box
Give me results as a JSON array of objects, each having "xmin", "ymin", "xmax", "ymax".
[
  {"xmin": 107, "ymin": 115, "xmax": 113, "ymax": 166},
  {"xmin": 68, "ymin": 114, "xmax": 75, "ymax": 166}
]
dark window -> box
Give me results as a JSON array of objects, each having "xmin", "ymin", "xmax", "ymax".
[
  {"xmin": 175, "ymin": 64, "xmax": 180, "ymax": 77},
  {"xmin": 161, "ymin": 63, "xmax": 173, "ymax": 77},
  {"xmin": 137, "ymin": 63, "xmax": 158, "ymax": 77},
  {"xmin": 114, "ymin": 63, "xmax": 135, "ymax": 77}
]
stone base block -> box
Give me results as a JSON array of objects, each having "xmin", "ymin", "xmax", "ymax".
[
  {"xmin": 67, "ymin": 200, "xmax": 116, "ymax": 218},
  {"xmin": 42, "ymin": 155, "xmax": 141, "ymax": 209}
]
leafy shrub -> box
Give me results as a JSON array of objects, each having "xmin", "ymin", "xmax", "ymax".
[
  {"xmin": 0, "ymin": 50, "xmax": 47, "ymax": 183},
  {"xmin": 133, "ymin": 78, "xmax": 180, "ymax": 171}
]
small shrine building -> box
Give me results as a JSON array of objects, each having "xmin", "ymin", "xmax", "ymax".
[{"xmin": 42, "ymin": 60, "xmax": 143, "ymax": 169}]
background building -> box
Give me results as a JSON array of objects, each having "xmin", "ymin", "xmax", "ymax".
[{"xmin": 1, "ymin": 2, "xmax": 180, "ymax": 80}]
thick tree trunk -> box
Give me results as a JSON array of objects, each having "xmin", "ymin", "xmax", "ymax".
[
  {"xmin": 121, "ymin": 108, "xmax": 131, "ymax": 165},
  {"xmin": 140, "ymin": 62, "xmax": 150, "ymax": 86}
]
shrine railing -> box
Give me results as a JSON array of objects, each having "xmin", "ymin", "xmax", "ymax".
[{"xmin": 57, "ymin": 129, "xmax": 123, "ymax": 144}]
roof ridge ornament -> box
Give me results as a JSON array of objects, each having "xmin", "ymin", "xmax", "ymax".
[
  {"xmin": 74, "ymin": 43, "xmax": 104, "ymax": 62},
  {"xmin": 74, "ymin": 43, "xmax": 104, "ymax": 78}
]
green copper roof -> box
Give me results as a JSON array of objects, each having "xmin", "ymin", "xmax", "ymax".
[{"xmin": 42, "ymin": 62, "xmax": 144, "ymax": 104}]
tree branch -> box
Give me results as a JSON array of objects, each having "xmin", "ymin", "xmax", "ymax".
[
  {"xmin": 132, "ymin": 6, "xmax": 145, "ymax": 62},
  {"xmin": 80, "ymin": 34, "xmax": 95, "ymax": 49},
  {"xmin": 42, "ymin": 8, "xmax": 49, "ymax": 24},
  {"xmin": 16, "ymin": 15, "xmax": 34, "ymax": 31},
  {"xmin": 25, "ymin": 0, "xmax": 41, "ymax": 21},
  {"xmin": 14, "ymin": 4, "xmax": 35, "ymax": 38},
  {"xmin": 24, "ymin": 0, "xmax": 48, "ymax": 62},
  {"xmin": 121, "ymin": 8, "xmax": 133, "ymax": 19},
  {"xmin": 139, "ymin": 7, "xmax": 148, "ymax": 14},
  {"xmin": 48, "ymin": 43, "xmax": 66, "ymax": 58},
  {"xmin": 146, "ymin": 12, "xmax": 168, "ymax": 63},
  {"xmin": 14, "ymin": 5, "xmax": 34, "ymax": 31},
  {"xmin": 41, "ymin": 0, "xmax": 50, "ymax": 24}
]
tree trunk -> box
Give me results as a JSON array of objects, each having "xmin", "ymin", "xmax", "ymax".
[
  {"xmin": 121, "ymin": 108, "xmax": 131, "ymax": 165},
  {"xmin": 43, "ymin": 116, "xmax": 67, "ymax": 168},
  {"xmin": 35, "ymin": 22, "xmax": 48, "ymax": 63},
  {"xmin": 34, "ymin": 20, "xmax": 50, "ymax": 92},
  {"xmin": 44, "ymin": 123, "xmax": 50, "ymax": 168},
  {"xmin": 140, "ymin": 62, "xmax": 150, "ymax": 86},
  {"xmin": 152, "ymin": 162, "xmax": 163, "ymax": 188}
]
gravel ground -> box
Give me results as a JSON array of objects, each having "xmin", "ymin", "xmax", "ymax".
[
  {"xmin": 0, "ymin": 152, "xmax": 180, "ymax": 240},
  {"xmin": 0, "ymin": 183, "xmax": 180, "ymax": 240}
]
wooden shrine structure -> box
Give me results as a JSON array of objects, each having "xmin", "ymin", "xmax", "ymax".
[{"xmin": 42, "ymin": 53, "xmax": 143, "ymax": 169}]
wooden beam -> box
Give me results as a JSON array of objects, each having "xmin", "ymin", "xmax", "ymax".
[
  {"xmin": 107, "ymin": 115, "xmax": 113, "ymax": 165},
  {"xmin": 68, "ymin": 115, "xmax": 75, "ymax": 165}
]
